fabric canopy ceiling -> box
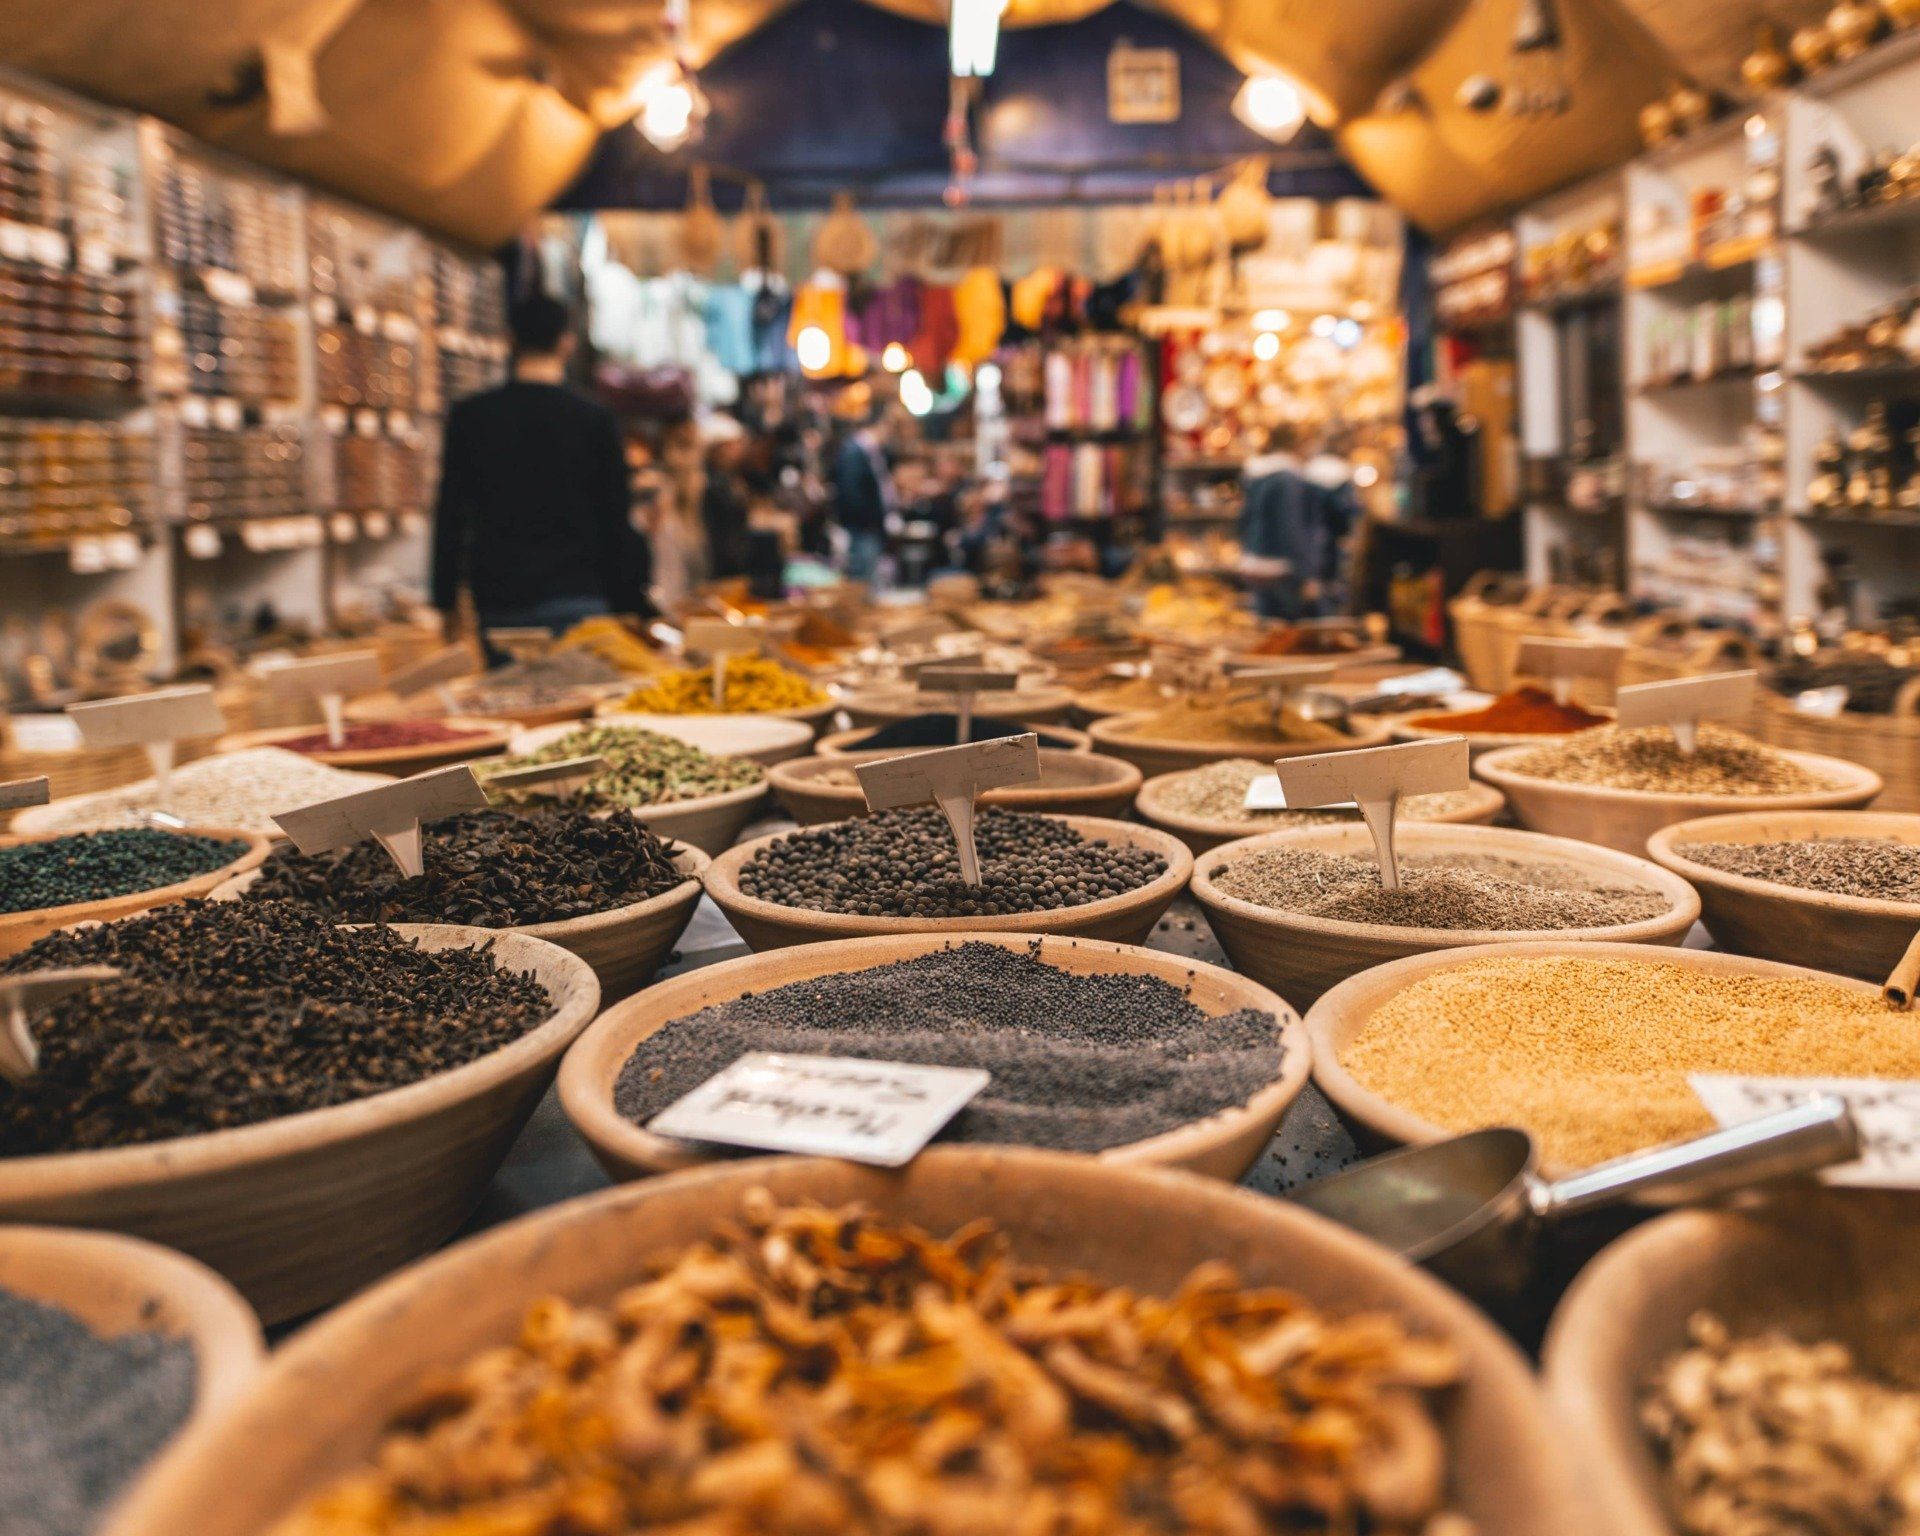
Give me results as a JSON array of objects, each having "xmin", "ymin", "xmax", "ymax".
[{"xmin": 0, "ymin": 0, "xmax": 1834, "ymax": 244}]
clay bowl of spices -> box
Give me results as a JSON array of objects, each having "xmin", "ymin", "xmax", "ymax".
[
  {"xmin": 1088, "ymin": 705, "xmax": 1395, "ymax": 779},
  {"xmin": 1389, "ymin": 687, "xmax": 1616, "ymax": 758},
  {"xmin": 492, "ymin": 722, "xmax": 769, "ymax": 857},
  {"xmin": 213, "ymin": 717, "xmax": 514, "ymax": 775},
  {"xmin": 106, "ymin": 1148, "xmax": 1586, "ymax": 1536},
  {"xmin": 1191, "ymin": 823, "xmax": 1697, "ymax": 1010},
  {"xmin": 0, "ymin": 826, "xmax": 271, "ymax": 959},
  {"xmin": 1475, "ymin": 725, "xmax": 1881, "ymax": 855},
  {"xmin": 769, "ymin": 748, "xmax": 1141, "ymax": 825},
  {"xmin": 1542, "ymin": 1188, "xmax": 1920, "ymax": 1536},
  {"xmin": 587, "ymin": 710, "xmax": 817, "ymax": 766},
  {"xmin": 1647, "ymin": 809, "xmax": 1920, "ymax": 982},
  {"xmin": 0, "ymin": 906, "xmax": 600, "ymax": 1323},
  {"xmin": 703, "ymin": 809, "xmax": 1193, "ymax": 951},
  {"xmin": 1305, "ymin": 941, "xmax": 1914, "ymax": 1176},
  {"xmin": 216, "ymin": 807, "xmax": 707, "ymax": 1003},
  {"xmin": 559, "ymin": 932, "xmax": 1310, "ymax": 1183},
  {"xmin": 1137, "ymin": 758, "xmax": 1505, "ymax": 855},
  {"xmin": 840, "ymin": 682, "xmax": 1076, "ymax": 728},
  {"xmin": 0, "ymin": 1225, "xmax": 265, "ymax": 1536},
  {"xmin": 816, "ymin": 716, "xmax": 1094, "ymax": 756}
]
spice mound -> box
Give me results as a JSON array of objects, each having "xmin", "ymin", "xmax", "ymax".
[
  {"xmin": 856, "ymin": 713, "xmax": 1080, "ymax": 750},
  {"xmin": 16, "ymin": 748, "xmax": 391, "ymax": 835},
  {"xmin": 1243, "ymin": 625, "xmax": 1366, "ymax": 656},
  {"xmin": 1127, "ymin": 694, "xmax": 1353, "ymax": 746},
  {"xmin": 1154, "ymin": 759, "xmax": 1484, "ymax": 828},
  {"xmin": 1407, "ymin": 685, "xmax": 1607, "ymax": 736},
  {"xmin": 616, "ymin": 655, "xmax": 827, "ymax": 714},
  {"xmin": 617, "ymin": 942, "xmax": 1283, "ymax": 1152},
  {"xmin": 448, "ymin": 650, "xmax": 621, "ymax": 714},
  {"xmin": 246, "ymin": 806, "xmax": 686, "ymax": 926},
  {"xmin": 479, "ymin": 724, "xmax": 763, "ymax": 809},
  {"xmin": 0, "ymin": 828, "xmax": 247, "ymax": 915},
  {"xmin": 739, "ymin": 807, "xmax": 1166, "ymax": 918},
  {"xmin": 557, "ymin": 614, "xmax": 670, "ymax": 675},
  {"xmin": 1341, "ymin": 955, "xmax": 1920, "ymax": 1167},
  {"xmin": 1644, "ymin": 1311, "xmax": 1920, "ymax": 1536},
  {"xmin": 276, "ymin": 718, "xmax": 490, "ymax": 756},
  {"xmin": 0, "ymin": 901, "xmax": 553, "ymax": 1153},
  {"xmin": 1769, "ymin": 651, "xmax": 1918, "ymax": 714},
  {"xmin": 1675, "ymin": 836, "xmax": 1920, "ymax": 903},
  {"xmin": 1213, "ymin": 846, "xmax": 1671, "ymax": 931},
  {"xmin": 273, "ymin": 1193, "xmax": 1468, "ymax": 1536},
  {"xmin": 1502, "ymin": 723, "xmax": 1838, "ymax": 796},
  {"xmin": 0, "ymin": 1285, "xmax": 196, "ymax": 1536}
]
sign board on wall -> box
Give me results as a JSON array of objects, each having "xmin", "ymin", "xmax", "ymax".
[{"xmin": 1108, "ymin": 44, "xmax": 1180, "ymax": 123}]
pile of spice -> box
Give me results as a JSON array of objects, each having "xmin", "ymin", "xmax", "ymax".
[
  {"xmin": 617, "ymin": 943, "xmax": 1282, "ymax": 1152},
  {"xmin": 616, "ymin": 655, "xmax": 827, "ymax": 715},
  {"xmin": 739, "ymin": 807, "xmax": 1165, "ymax": 917},
  {"xmin": 274, "ymin": 1193, "xmax": 1468, "ymax": 1536},
  {"xmin": 447, "ymin": 650, "xmax": 621, "ymax": 714},
  {"xmin": 0, "ymin": 1286, "xmax": 197, "ymax": 1536},
  {"xmin": 1242, "ymin": 625, "xmax": 1366, "ymax": 656},
  {"xmin": 0, "ymin": 828, "xmax": 247, "ymax": 914},
  {"xmin": 276, "ymin": 718, "xmax": 491, "ymax": 756},
  {"xmin": 1124, "ymin": 694, "xmax": 1352, "ymax": 746},
  {"xmin": 1644, "ymin": 1312, "xmax": 1920, "ymax": 1536},
  {"xmin": 1153, "ymin": 759, "xmax": 1485, "ymax": 827},
  {"xmin": 1501, "ymin": 723, "xmax": 1838, "ymax": 796},
  {"xmin": 1675, "ymin": 835, "xmax": 1920, "ymax": 903},
  {"xmin": 1406, "ymin": 685, "xmax": 1608, "ymax": 736},
  {"xmin": 556, "ymin": 615, "xmax": 670, "ymax": 675},
  {"xmin": 1340, "ymin": 954, "xmax": 1920, "ymax": 1167},
  {"xmin": 854, "ymin": 713, "xmax": 1082, "ymax": 750},
  {"xmin": 245, "ymin": 806, "xmax": 685, "ymax": 926},
  {"xmin": 0, "ymin": 901, "xmax": 551, "ymax": 1153},
  {"xmin": 1769, "ymin": 651, "xmax": 1918, "ymax": 713},
  {"xmin": 479, "ymin": 724, "xmax": 762, "ymax": 809},
  {"xmin": 1212, "ymin": 846, "xmax": 1671, "ymax": 931},
  {"xmin": 1075, "ymin": 675, "xmax": 1184, "ymax": 715},
  {"xmin": 12, "ymin": 748, "xmax": 390, "ymax": 835}
]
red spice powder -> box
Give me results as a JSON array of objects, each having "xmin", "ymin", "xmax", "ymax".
[
  {"xmin": 1408, "ymin": 685, "xmax": 1608, "ymax": 735},
  {"xmin": 1244, "ymin": 627, "xmax": 1364, "ymax": 656},
  {"xmin": 278, "ymin": 719, "xmax": 487, "ymax": 754}
]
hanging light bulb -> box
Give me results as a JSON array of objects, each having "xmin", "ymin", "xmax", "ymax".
[
  {"xmin": 899, "ymin": 369, "xmax": 935, "ymax": 416},
  {"xmin": 1252, "ymin": 331, "xmax": 1281, "ymax": 361},
  {"xmin": 950, "ymin": 0, "xmax": 1008, "ymax": 78},
  {"xmin": 629, "ymin": 59, "xmax": 708, "ymax": 151},
  {"xmin": 1252, "ymin": 308, "xmax": 1291, "ymax": 333},
  {"xmin": 1234, "ymin": 73, "xmax": 1307, "ymax": 142},
  {"xmin": 881, "ymin": 342, "xmax": 911, "ymax": 373},
  {"xmin": 795, "ymin": 326, "xmax": 834, "ymax": 374}
]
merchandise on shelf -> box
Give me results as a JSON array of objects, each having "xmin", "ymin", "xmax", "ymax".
[
  {"xmin": 1520, "ymin": 217, "xmax": 1622, "ymax": 301},
  {"xmin": 1640, "ymin": 294, "xmax": 1755, "ymax": 386},
  {"xmin": 0, "ymin": 417, "xmax": 152, "ymax": 542},
  {"xmin": 151, "ymin": 142, "xmax": 301, "ymax": 295},
  {"xmin": 1806, "ymin": 399, "xmax": 1920, "ymax": 517},
  {"xmin": 1430, "ymin": 226, "xmax": 1516, "ymax": 329},
  {"xmin": 1803, "ymin": 288, "xmax": 1920, "ymax": 373},
  {"xmin": 179, "ymin": 423, "xmax": 304, "ymax": 524},
  {"xmin": 0, "ymin": 256, "xmax": 139, "ymax": 399}
]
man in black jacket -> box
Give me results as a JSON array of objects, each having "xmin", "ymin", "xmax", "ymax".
[
  {"xmin": 430, "ymin": 294, "xmax": 651, "ymax": 640},
  {"xmin": 829, "ymin": 410, "xmax": 894, "ymax": 581}
]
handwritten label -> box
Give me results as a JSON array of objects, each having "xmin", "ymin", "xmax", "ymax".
[
  {"xmin": 261, "ymin": 651, "xmax": 383, "ymax": 748},
  {"xmin": 483, "ymin": 755, "xmax": 606, "ymax": 792},
  {"xmin": 69, "ymin": 686, "xmax": 227, "ymax": 810},
  {"xmin": 0, "ymin": 776, "xmax": 50, "ymax": 810},
  {"xmin": 915, "ymin": 667, "xmax": 1018, "ymax": 745},
  {"xmin": 0, "ymin": 968, "xmax": 120, "ymax": 1084},
  {"xmin": 1615, "ymin": 670, "xmax": 1758, "ymax": 756},
  {"xmin": 385, "ymin": 645, "xmax": 478, "ymax": 699},
  {"xmin": 1516, "ymin": 636, "xmax": 1627, "ymax": 704},
  {"xmin": 1691, "ymin": 1075, "xmax": 1913, "ymax": 1188},
  {"xmin": 648, "ymin": 1052, "xmax": 990, "ymax": 1166},
  {"xmin": 1271, "ymin": 737, "xmax": 1471, "ymax": 890},
  {"xmin": 272, "ymin": 765, "xmax": 488, "ymax": 879},
  {"xmin": 857, "ymin": 734, "xmax": 1043, "ymax": 885}
]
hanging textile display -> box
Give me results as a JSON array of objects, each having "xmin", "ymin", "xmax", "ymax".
[{"xmin": 950, "ymin": 264, "xmax": 1006, "ymax": 367}]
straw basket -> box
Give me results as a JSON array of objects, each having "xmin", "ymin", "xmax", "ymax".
[
  {"xmin": 1447, "ymin": 572, "xmax": 1531, "ymax": 692},
  {"xmin": 1751, "ymin": 681, "xmax": 1920, "ymax": 815},
  {"xmin": 1617, "ymin": 616, "xmax": 1760, "ymax": 689}
]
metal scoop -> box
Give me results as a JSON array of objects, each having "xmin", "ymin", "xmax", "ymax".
[{"xmin": 1292, "ymin": 1097, "xmax": 1859, "ymax": 1307}]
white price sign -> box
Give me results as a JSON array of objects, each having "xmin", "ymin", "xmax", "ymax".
[
  {"xmin": 1691, "ymin": 1076, "xmax": 1906, "ymax": 1187},
  {"xmin": 857, "ymin": 733, "xmax": 1042, "ymax": 884},
  {"xmin": 68, "ymin": 685, "xmax": 227, "ymax": 812},
  {"xmin": 1614, "ymin": 670, "xmax": 1757, "ymax": 756},
  {"xmin": 0, "ymin": 967, "xmax": 120, "ymax": 1084},
  {"xmin": 261, "ymin": 651, "xmax": 383, "ymax": 748},
  {"xmin": 685, "ymin": 618, "xmax": 763, "ymax": 707},
  {"xmin": 1515, "ymin": 636, "xmax": 1627, "ymax": 704},
  {"xmin": 915, "ymin": 666, "xmax": 1018, "ymax": 745},
  {"xmin": 649, "ymin": 1052, "xmax": 990, "ymax": 1166},
  {"xmin": 0, "ymin": 776, "xmax": 50, "ymax": 810},
  {"xmin": 272, "ymin": 764, "xmax": 488, "ymax": 879},
  {"xmin": 1269, "ymin": 737, "xmax": 1471, "ymax": 890}
]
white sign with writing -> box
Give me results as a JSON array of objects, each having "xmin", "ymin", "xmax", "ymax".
[
  {"xmin": 685, "ymin": 618, "xmax": 763, "ymax": 706},
  {"xmin": 68, "ymin": 685, "xmax": 227, "ymax": 810},
  {"xmin": 648, "ymin": 1052, "xmax": 990, "ymax": 1166},
  {"xmin": 261, "ymin": 651, "xmax": 383, "ymax": 748},
  {"xmin": 857, "ymin": 733, "xmax": 1043, "ymax": 884},
  {"xmin": 0, "ymin": 967, "xmax": 120, "ymax": 1083},
  {"xmin": 1516, "ymin": 636, "xmax": 1627, "ymax": 704},
  {"xmin": 1615, "ymin": 670, "xmax": 1757, "ymax": 756},
  {"xmin": 0, "ymin": 776, "xmax": 50, "ymax": 810},
  {"xmin": 915, "ymin": 666, "xmax": 1018, "ymax": 744},
  {"xmin": 1691, "ymin": 1075, "xmax": 1911, "ymax": 1187},
  {"xmin": 1270, "ymin": 737, "xmax": 1471, "ymax": 890},
  {"xmin": 272, "ymin": 764, "xmax": 488, "ymax": 879},
  {"xmin": 484, "ymin": 755, "xmax": 606, "ymax": 794}
]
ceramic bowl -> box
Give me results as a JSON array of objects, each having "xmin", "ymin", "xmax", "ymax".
[
  {"xmin": 9, "ymin": 763, "xmax": 396, "ymax": 839},
  {"xmin": 816, "ymin": 718, "xmax": 1094, "ymax": 756},
  {"xmin": 557, "ymin": 931, "xmax": 1310, "ymax": 1183},
  {"xmin": 584, "ymin": 711, "xmax": 817, "ymax": 766},
  {"xmin": 1647, "ymin": 809, "xmax": 1920, "ymax": 982},
  {"xmin": 840, "ymin": 683, "xmax": 1075, "ymax": 728},
  {"xmin": 769, "ymin": 748, "xmax": 1140, "ymax": 824},
  {"xmin": 1136, "ymin": 768, "xmax": 1505, "ymax": 855},
  {"xmin": 1192, "ymin": 823, "xmax": 1699, "ymax": 1010},
  {"xmin": 1475, "ymin": 743, "xmax": 1882, "ymax": 855},
  {"xmin": 211, "ymin": 718, "xmax": 514, "ymax": 775},
  {"xmin": 702, "ymin": 814, "xmax": 1193, "ymax": 951},
  {"xmin": 0, "ymin": 826, "xmax": 271, "ymax": 959},
  {"xmin": 1087, "ymin": 709, "xmax": 1395, "ymax": 778},
  {"xmin": 106, "ymin": 1149, "xmax": 1586, "ymax": 1536},
  {"xmin": 595, "ymin": 696, "xmax": 838, "ymax": 735},
  {"xmin": 0, "ymin": 925, "xmax": 600, "ymax": 1323}
]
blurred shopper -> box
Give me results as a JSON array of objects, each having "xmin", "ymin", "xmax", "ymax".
[
  {"xmin": 698, "ymin": 414, "xmax": 752, "ymax": 581},
  {"xmin": 1238, "ymin": 426, "xmax": 1354, "ymax": 621},
  {"xmin": 431, "ymin": 294, "xmax": 651, "ymax": 640},
  {"xmin": 830, "ymin": 408, "xmax": 895, "ymax": 581}
]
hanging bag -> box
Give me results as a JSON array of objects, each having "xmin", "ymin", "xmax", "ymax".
[
  {"xmin": 813, "ymin": 190, "xmax": 878, "ymax": 277},
  {"xmin": 732, "ymin": 179, "xmax": 785, "ymax": 275},
  {"xmin": 1217, "ymin": 157, "xmax": 1273, "ymax": 253},
  {"xmin": 679, "ymin": 163, "xmax": 724, "ymax": 275}
]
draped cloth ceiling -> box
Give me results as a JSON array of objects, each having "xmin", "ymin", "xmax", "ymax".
[{"xmin": 0, "ymin": 0, "xmax": 1833, "ymax": 245}]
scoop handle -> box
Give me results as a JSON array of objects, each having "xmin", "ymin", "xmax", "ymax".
[{"xmin": 1529, "ymin": 1096, "xmax": 1860, "ymax": 1221}]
